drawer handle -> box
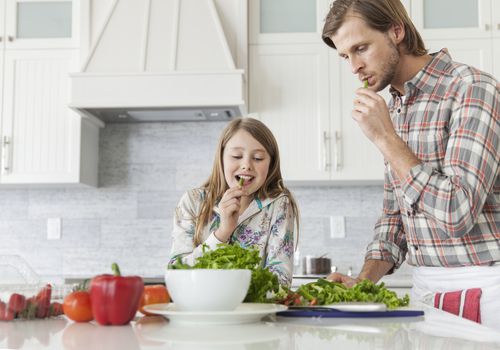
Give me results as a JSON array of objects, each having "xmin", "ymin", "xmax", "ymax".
[
  {"xmin": 334, "ymin": 131, "xmax": 342, "ymax": 171},
  {"xmin": 323, "ymin": 131, "xmax": 331, "ymax": 171},
  {"xmin": 2, "ymin": 136, "xmax": 11, "ymax": 174}
]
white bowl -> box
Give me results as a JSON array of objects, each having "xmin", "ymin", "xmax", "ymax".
[{"xmin": 164, "ymin": 269, "xmax": 251, "ymax": 312}]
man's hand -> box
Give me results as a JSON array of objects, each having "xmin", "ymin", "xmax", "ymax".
[
  {"xmin": 352, "ymin": 88, "xmax": 421, "ymax": 179},
  {"xmin": 352, "ymin": 88, "xmax": 397, "ymax": 146},
  {"xmin": 326, "ymin": 272, "xmax": 361, "ymax": 288}
]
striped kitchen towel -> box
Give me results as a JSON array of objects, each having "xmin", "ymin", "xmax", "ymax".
[{"xmin": 434, "ymin": 288, "xmax": 482, "ymax": 323}]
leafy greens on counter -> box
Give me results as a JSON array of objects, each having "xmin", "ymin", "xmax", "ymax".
[
  {"xmin": 291, "ymin": 278, "xmax": 409, "ymax": 309},
  {"xmin": 169, "ymin": 244, "xmax": 285, "ymax": 303},
  {"xmin": 169, "ymin": 244, "xmax": 410, "ymax": 308}
]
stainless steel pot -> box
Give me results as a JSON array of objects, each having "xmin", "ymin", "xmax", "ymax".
[{"xmin": 302, "ymin": 255, "xmax": 331, "ymax": 275}]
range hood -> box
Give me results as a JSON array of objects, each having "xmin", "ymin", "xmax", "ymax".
[{"xmin": 70, "ymin": 0, "xmax": 246, "ymax": 123}]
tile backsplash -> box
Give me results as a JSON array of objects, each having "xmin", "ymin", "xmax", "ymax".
[{"xmin": 0, "ymin": 122, "xmax": 411, "ymax": 282}]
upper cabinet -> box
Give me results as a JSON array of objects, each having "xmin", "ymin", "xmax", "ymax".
[
  {"xmin": 249, "ymin": 0, "xmax": 385, "ymax": 182},
  {"xmin": 411, "ymin": 0, "xmax": 499, "ymax": 76},
  {"xmin": 250, "ymin": 0, "xmax": 324, "ymax": 44},
  {"xmin": 411, "ymin": 0, "xmax": 495, "ymax": 40},
  {"xmin": 0, "ymin": 0, "xmax": 101, "ymax": 186},
  {"xmin": 3, "ymin": 0, "xmax": 79, "ymax": 49}
]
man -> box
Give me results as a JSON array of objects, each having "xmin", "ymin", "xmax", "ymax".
[{"xmin": 322, "ymin": 0, "xmax": 499, "ymax": 328}]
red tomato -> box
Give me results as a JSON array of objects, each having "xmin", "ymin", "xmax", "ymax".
[
  {"xmin": 63, "ymin": 291, "xmax": 93, "ymax": 322},
  {"xmin": 138, "ymin": 285, "xmax": 170, "ymax": 315}
]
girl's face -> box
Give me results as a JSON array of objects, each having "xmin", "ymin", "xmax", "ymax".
[{"xmin": 223, "ymin": 129, "xmax": 271, "ymax": 195}]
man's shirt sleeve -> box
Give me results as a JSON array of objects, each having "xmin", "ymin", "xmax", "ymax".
[
  {"xmin": 365, "ymin": 167, "xmax": 408, "ymax": 272},
  {"xmin": 401, "ymin": 81, "xmax": 499, "ymax": 238}
]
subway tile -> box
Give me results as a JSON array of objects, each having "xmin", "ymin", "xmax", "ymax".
[
  {"xmin": 99, "ymin": 163, "xmax": 177, "ymax": 191},
  {"xmin": 0, "ymin": 190, "xmax": 29, "ymax": 219},
  {"xmin": 100, "ymin": 219, "xmax": 171, "ymax": 249},
  {"xmin": 137, "ymin": 191, "xmax": 181, "ymax": 219},
  {"xmin": 28, "ymin": 189, "xmax": 137, "ymax": 219}
]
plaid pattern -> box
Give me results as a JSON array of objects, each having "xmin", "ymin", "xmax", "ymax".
[{"xmin": 366, "ymin": 49, "xmax": 500, "ymax": 270}]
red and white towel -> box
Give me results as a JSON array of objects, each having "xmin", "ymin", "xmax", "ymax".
[
  {"xmin": 411, "ymin": 265, "xmax": 500, "ymax": 330},
  {"xmin": 433, "ymin": 288, "xmax": 482, "ymax": 323}
]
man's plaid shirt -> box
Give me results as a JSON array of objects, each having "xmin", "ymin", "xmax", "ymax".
[{"xmin": 366, "ymin": 49, "xmax": 500, "ymax": 271}]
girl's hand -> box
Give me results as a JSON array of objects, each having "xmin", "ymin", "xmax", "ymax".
[{"xmin": 215, "ymin": 186, "xmax": 247, "ymax": 242}]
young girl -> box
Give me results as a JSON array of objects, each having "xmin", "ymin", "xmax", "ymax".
[{"xmin": 169, "ymin": 117, "xmax": 299, "ymax": 286}]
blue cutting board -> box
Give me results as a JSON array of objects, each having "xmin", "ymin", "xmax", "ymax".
[{"xmin": 277, "ymin": 309, "xmax": 424, "ymax": 318}]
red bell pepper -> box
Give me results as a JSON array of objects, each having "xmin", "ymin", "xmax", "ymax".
[{"xmin": 89, "ymin": 263, "xmax": 144, "ymax": 326}]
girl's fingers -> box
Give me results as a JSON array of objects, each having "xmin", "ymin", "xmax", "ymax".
[
  {"xmin": 220, "ymin": 197, "xmax": 239, "ymax": 208},
  {"xmin": 220, "ymin": 199, "xmax": 240, "ymax": 212},
  {"xmin": 221, "ymin": 188, "xmax": 246, "ymax": 202}
]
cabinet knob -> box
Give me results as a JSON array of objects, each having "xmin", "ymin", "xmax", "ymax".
[
  {"xmin": 485, "ymin": 24, "xmax": 490, "ymax": 31},
  {"xmin": 8, "ymin": 36, "xmax": 14, "ymax": 42},
  {"xmin": 0, "ymin": 36, "xmax": 2, "ymax": 42},
  {"xmin": 497, "ymin": 23, "xmax": 500, "ymax": 30}
]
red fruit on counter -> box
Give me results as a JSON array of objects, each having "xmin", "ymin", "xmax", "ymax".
[
  {"xmin": 0, "ymin": 301, "xmax": 7, "ymax": 321},
  {"xmin": 0, "ymin": 301, "xmax": 14, "ymax": 321},
  {"xmin": 89, "ymin": 263, "xmax": 144, "ymax": 326},
  {"xmin": 139, "ymin": 285, "xmax": 170, "ymax": 316},
  {"xmin": 8, "ymin": 293, "xmax": 27, "ymax": 313},
  {"xmin": 49, "ymin": 302, "xmax": 64, "ymax": 317},
  {"xmin": 63, "ymin": 291, "xmax": 93, "ymax": 322},
  {"xmin": 35, "ymin": 284, "xmax": 52, "ymax": 318}
]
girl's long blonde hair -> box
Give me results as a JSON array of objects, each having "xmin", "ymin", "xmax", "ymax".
[{"xmin": 193, "ymin": 117, "xmax": 300, "ymax": 246}]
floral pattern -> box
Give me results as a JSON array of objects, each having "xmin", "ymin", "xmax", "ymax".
[{"xmin": 169, "ymin": 188, "xmax": 296, "ymax": 286}]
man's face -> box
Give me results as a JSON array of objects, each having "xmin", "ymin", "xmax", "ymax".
[{"xmin": 330, "ymin": 12, "xmax": 400, "ymax": 91}]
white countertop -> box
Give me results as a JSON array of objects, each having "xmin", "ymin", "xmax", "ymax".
[{"xmin": 1, "ymin": 304, "xmax": 500, "ymax": 350}]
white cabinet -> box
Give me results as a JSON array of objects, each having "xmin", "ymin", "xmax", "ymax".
[
  {"xmin": 493, "ymin": 0, "xmax": 500, "ymax": 77},
  {"xmin": 412, "ymin": 0, "xmax": 499, "ymax": 77},
  {"xmin": 0, "ymin": 0, "xmax": 101, "ymax": 186},
  {"xmin": 494, "ymin": 38, "xmax": 500, "ymax": 78},
  {"xmin": 249, "ymin": 0, "xmax": 384, "ymax": 182},
  {"xmin": 329, "ymin": 52, "xmax": 386, "ymax": 181},
  {"xmin": 411, "ymin": 0, "xmax": 493, "ymax": 40},
  {"xmin": 250, "ymin": 44, "xmax": 330, "ymax": 181}
]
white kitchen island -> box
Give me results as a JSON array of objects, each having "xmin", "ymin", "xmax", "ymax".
[{"xmin": 1, "ymin": 304, "xmax": 499, "ymax": 350}]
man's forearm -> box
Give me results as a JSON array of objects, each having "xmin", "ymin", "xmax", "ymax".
[
  {"xmin": 357, "ymin": 259, "xmax": 394, "ymax": 283},
  {"xmin": 377, "ymin": 133, "xmax": 421, "ymax": 180}
]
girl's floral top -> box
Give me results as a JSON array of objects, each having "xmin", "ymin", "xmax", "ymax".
[{"xmin": 169, "ymin": 188, "xmax": 296, "ymax": 286}]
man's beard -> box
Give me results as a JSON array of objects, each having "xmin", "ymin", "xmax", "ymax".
[{"xmin": 376, "ymin": 38, "xmax": 400, "ymax": 92}]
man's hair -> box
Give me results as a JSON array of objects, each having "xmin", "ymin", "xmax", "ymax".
[{"xmin": 322, "ymin": 0, "xmax": 427, "ymax": 56}]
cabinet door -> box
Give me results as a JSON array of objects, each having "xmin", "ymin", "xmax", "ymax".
[
  {"xmin": 494, "ymin": 38, "xmax": 500, "ymax": 78},
  {"xmin": 1, "ymin": 49, "xmax": 83, "ymax": 184},
  {"xmin": 329, "ymin": 53, "xmax": 385, "ymax": 182},
  {"xmin": 411, "ymin": 0, "xmax": 492, "ymax": 40},
  {"xmin": 250, "ymin": 0, "xmax": 330, "ymax": 44},
  {"xmin": 425, "ymin": 39, "xmax": 494, "ymax": 75},
  {"xmin": 493, "ymin": 0, "xmax": 500, "ymax": 38},
  {"xmin": 4, "ymin": 0, "xmax": 78, "ymax": 49},
  {"xmin": 249, "ymin": 44, "xmax": 330, "ymax": 181}
]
